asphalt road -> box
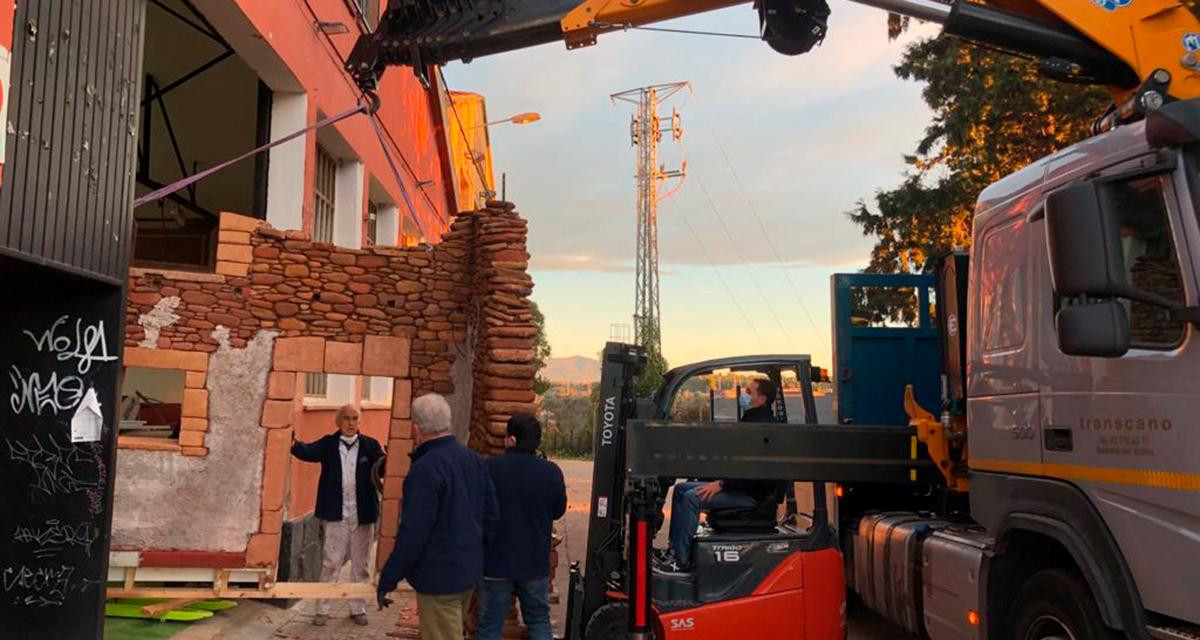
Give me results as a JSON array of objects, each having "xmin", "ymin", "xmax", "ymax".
[{"xmin": 550, "ymin": 458, "xmax": 910, "ymax": 639}]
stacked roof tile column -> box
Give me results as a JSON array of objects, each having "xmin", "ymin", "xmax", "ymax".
[{"xmin": 467, "ymin": 201, "xmax": 537, "ymax": 455}]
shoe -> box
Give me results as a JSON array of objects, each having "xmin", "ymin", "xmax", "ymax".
[
  {"xmin": 351, "ymin": 613, "xmax": 369, "ymax": 626},
  {"xmin": 312, "ymin": 614, "xmax": 328, "ymax": 626},
  {"xmin": 653, "ymin": 552, "xmax": 689, "ymax": 574}
]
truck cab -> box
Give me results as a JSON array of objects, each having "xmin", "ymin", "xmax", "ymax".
[
  {"xmin": 967, "ymin": 101, "xmax": 1200, "ymax": 635},
  {"xmin": 840, "ymin": 99, "xmax": 1200, "ymax": 640}
]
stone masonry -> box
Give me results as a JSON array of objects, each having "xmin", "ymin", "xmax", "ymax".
[{"xmin": 116, "ymin": 202, "xmax": 536, "ymax": 573}]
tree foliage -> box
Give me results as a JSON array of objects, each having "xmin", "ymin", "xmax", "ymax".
[
  {"xmin": 849, "ymin": 36, "xmax": 1110, "ymax": 274},
  {"xmin": 632, "ymin": 324, "xmax": 668, "ymax": 399},
  {"xmin": 531, "ymin": 301, "xmax": 552, "ymax": 396}
]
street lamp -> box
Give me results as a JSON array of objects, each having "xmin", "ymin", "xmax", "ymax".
[{"xmin": 474, "ymin": 112, "xmax": 541, "ymax": 128}]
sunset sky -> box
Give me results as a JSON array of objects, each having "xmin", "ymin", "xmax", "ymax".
[{"xmin": 444, "ymin": 5, "xmax": 940, "ymax": 368}]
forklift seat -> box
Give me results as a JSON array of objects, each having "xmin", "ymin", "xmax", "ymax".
[{"xmin": 705, "ymin": 486, "xmax": 786, "ymax": 533}]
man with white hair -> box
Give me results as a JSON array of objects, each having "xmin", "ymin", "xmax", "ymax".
[
  {"xmin": 290, "ymin": 404, "xmax": 384, "ymax": 626},
  {"xmin": 377, "ymin": 393, "xmax": 498, "ymax": 640}
]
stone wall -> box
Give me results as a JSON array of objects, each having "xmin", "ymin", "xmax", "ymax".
[{"xmin": 113, "ymin": 203, "xmax": 535, "ymax": 569}]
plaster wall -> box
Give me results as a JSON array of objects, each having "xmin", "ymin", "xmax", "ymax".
[{"xmin": 111, "ymin": 331, "xmax": 276, "ymax": 551}]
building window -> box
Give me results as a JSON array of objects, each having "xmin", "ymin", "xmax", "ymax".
[
  {"xmin": 313, "ymin": 146, "xmax": 337, "ymax": 243},
  {"xmin": 361, "ymin": 376, "xmax": 373, "ymax": 400},
  {"xmin": 366, "ymin": 200, "xmax": 379, "ymax": 246},
  {"xmin": 305, "ymin": 372, "xmax": 328, "ymax": 398}
]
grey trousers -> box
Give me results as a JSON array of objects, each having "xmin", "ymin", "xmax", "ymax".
[{"xmin": 317, "ymin": 519, "xmax": 373, "ymax": 616}]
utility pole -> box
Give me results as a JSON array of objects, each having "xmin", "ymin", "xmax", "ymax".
[{"xmin": 611, "ymin": 82, "xmax": 689, "ymax": 362}]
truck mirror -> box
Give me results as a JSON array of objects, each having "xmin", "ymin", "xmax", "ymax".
[
  {"xmin": 1056, "ymin": 301, "xmax": 1130, "ymax": 358},
  {"xmin": 1044, "ymin": 182, "xmax": 1129, "ymax": 298},
  {"xmin": 1147, "ymin": 98, "xmax": 1200, "ymax": 148}
]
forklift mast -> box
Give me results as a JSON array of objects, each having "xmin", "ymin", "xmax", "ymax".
[{"xmin": 579, "ymin": 342, "xmax": 647, "ymax": 629}]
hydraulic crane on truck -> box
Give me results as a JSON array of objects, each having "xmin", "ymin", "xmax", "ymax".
[{"xmin": 348, "ymin": 2, "xmax": 1200, "ymax": 640}]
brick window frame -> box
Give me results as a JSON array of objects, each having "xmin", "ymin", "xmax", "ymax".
[{"xmin": 117, "ymin": 347, "xmax": 210, "ymax": 456}]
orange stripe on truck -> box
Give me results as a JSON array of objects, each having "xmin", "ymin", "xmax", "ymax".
[{"xmin": 970, "ymin": 459, "xmax": 1200, "ymax": 492}]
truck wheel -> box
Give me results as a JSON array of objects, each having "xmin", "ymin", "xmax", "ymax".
[
  {"xmin": 585, "ymin": 603, "xmax": 648, "ymax": 640},
  {"xmin": 1007, "ymin": 569, "xmax": 1120, "ymax": 640}
]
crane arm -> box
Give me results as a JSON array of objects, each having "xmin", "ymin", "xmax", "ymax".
[{"xmin": 346, "ymin": 1, "xmax": 1200, "ymax": 112}]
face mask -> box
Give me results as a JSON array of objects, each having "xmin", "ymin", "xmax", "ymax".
[{"xmin": 738, "ymin": 393, "xmax": 751, "ymax": 409}]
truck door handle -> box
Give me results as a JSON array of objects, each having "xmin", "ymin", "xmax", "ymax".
[{"xmin": 1044, "ymin": 427, "xmax": 1073, "ymax": 452}]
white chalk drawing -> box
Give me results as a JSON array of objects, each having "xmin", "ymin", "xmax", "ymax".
[
  {"xmin": 137, "ymin": 296, "xmax": 181, "ymax": 348},
  {"xmin": 7, "ymin": 435, "xmax": 98, "ymax": 499},
  {"xmin": 22, "ymin": 315, "xmax": 117, "ymax": 375},
  {"xmin": 1, "ymin": 564, "xmax": 76, "ymax": 607},
  {"xmin": 12, "ymin": 521, "xmax": 100, "ymax": 559},
  {"xmin": 7, "ymin": 365, "xmax": 85, "ymax": 416}
]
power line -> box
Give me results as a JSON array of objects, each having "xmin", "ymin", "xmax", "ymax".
[
  {"xmin": 599, "ymin": 22, "xmax": 762, "ymax": 40},
  {"xmin": 672, "ymin": 202, "xmax": 768, "ymax": 351},
  {"xmin": 688, "ymin": 95, "xmax": 831, "ymax": 361},
  {"xmin": 692, "ymin": 174, "xmax": 799, "ymax": 352}
]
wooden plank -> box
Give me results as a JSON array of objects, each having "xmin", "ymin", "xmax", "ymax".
[
  {"xmin": 139, "ymin": 598, "xmax": 201, "ymax": 617},
  {"xmin": 106, "ymin": 582, "xmax": 408, "ymax": 600}
]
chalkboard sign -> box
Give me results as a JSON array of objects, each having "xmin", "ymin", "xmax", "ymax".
[{"xmin": 0, "ymin": 257, "xmax": 124, "ymax": 640}]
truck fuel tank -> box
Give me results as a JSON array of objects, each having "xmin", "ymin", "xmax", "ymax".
[{"xmin": 852, "ymin": 513, "xmax": 991, "ymax": 640}]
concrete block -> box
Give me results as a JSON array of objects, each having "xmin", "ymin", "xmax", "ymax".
[
  {"xmin": 376, "ymin": 536, "xmax": 395, "ymax": 571},
  {"xmin": 182, "ymin": 389, "xmax": 209, "ymax": 419},
  {"xmin": 216, "ymin": 243, "xmax": 254, "ymax": 264},
  {"xmin": 179, "ymin": 417, "xmax": 207, "ymax": 432},
  {"xmin": 273, "ymin": 336, "xmax": 325, "ymax": 372},
  {"xmin": 324, "ymin": 341, "xmax": 362, "ymax": 375},
  {"xmin": 388, "ymin": 419, "xmax": 413, "ymax": 441},
  {"xmin": 390, "ymin": 379, "xmax": 412, "ymax": 419},
  {"xmin": 380, "ymin": 499, "xmax": 400, "ymax": 536},
  {"xmin": 245, "ymin": 533, "xmax": 280, "ymax": 568},
  {"xmin": 179, "ymin": 431, "xmax": 206, "ymax": 448},
  {"xmin": 215, "ymin": 261, "xmax": 249, "ymax": 277},
  {"xmin": 185, "ymin": 371, "xmax": 207, "ymax": 389},
  {"xmin": 220, "ymin": 211, "xmax": 260, "ymax": 233},
  {"xmin": 261, "ymin": 429, "xmax": 291, "ymax": 511},
  {"xmin": 267, "ymin": 371, "xmax": 296, "ymax": 400},
  {"xmin": 384, "ymin": 440, "xmax": 413, "ymax": 478},
  {"xmin": 261, "ymin": 400, "xmax": 294, "ymax": 428},
  {"xmin": 382, "ymin": 476, "xmax": 404, "ymax": 504},
  {"xmin": 260, "ymin": 509, "xmax": 283, "ymax": 535},
  {"xmin": 124, "ymin": 346, "xmax": 208, "ymax": 371},
  {"xmin": 362, "ymin": 335, "xmax": 410, "ymax": 377},
  {"xmin": 217, "ymin": 229, "xmax": 251, "ymax": 245}
]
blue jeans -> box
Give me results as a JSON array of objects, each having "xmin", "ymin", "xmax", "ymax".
[
  {"xmin": 668, "ymin": 481, "xmax": 757, "ymax": 567},
  {"xmin": 476, "ymin": 577, "xmax": 552, "ymax": 640}
]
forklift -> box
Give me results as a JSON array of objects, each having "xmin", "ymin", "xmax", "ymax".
[{"xmin": 561, "ymin": 343, "xmax": 941, "ymax": 639}]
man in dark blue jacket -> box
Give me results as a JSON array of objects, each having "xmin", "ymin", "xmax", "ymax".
[
  {"xmin": 477, "ymin": 413, "xmax": 567, "ymax": 640},
  {"xmin": 378, "ymin": 394, "xmax": 498, "ymax": 640},
  {"xmin": 290, "ymin": 404, "xmax": 384, "ymax": 626}
]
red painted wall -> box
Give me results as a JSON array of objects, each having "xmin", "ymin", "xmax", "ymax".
[
  {"xmin": 289, "ymin": 405, "xmax": 392, "ymax": 519},
  {"xmin": 232, "ymin": 0, "xmax": 453, "ymax": 240}
]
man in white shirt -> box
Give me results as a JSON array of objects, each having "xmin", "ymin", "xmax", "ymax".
[{"xmin": 291, "ymin": 404, "xmax": 385, "ymax": 626}]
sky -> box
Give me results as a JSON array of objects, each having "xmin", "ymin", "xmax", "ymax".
[{"xmin": 443, "ymin": 5, "xmax": 940, "ymax": 368}]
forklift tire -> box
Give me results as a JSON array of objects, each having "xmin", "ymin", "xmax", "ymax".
[
  {"xmin": 584, "ymin": 602, "xmax": 648, "ymax": 640},
  {"xmin": 1006, "ymin": 569, "xmax": 1120, "ymax": 640}
]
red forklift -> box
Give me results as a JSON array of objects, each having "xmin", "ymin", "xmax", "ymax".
[{"xmin": 562, "ymin": 343, "xmax": 940, "ymax": 639}]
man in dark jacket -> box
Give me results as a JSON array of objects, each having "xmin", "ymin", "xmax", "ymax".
[
  {"xmin": 663, "ymin": 378, "xmax": 785, "ymax": 571},
  {"xmin": 477, "ymin": 413, "xmax": 567, "ymax": 640},
  {"xmin": 290, "ymin": 404, "xmax": 384, "ymax": 626},
  {"xmin": 378, "ymin": 393, "xmax": 498, "ymax": 640}
]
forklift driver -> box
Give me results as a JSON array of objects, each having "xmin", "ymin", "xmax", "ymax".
[{"xmin": 659, "ymin": 378, "xmax": 787, "ymax": 572}]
